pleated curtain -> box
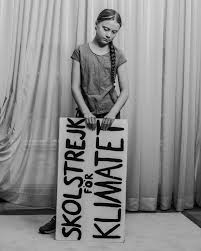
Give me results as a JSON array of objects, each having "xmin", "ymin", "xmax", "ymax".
[{"xmin": 0, "ymin": 0, "xmax": 201, "ymax": 211}]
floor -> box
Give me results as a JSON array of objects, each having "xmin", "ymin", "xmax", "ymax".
[
  {"xmin": 0, "ymin": 212, "xmax": 201, "ymax": 251},
  {"xmin": 182, "ymin": 207, "xmax": 201, "ymax": 228},
  {"xmin": 1, "ymin": 200, "xmax": 201, "ymax": 251}
]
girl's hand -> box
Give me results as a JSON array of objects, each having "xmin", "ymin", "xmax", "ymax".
[
  {"xmin": 84, "ymin": 112, "xmax": 96, "ymax": 130},
  {"xmin": 101, "ymin": 113, "xmax": 116, "ymax": 131}
]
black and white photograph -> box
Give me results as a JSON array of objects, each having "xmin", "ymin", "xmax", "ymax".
[{"xmin": 0, "ymin": 0, "xmax": 201, "ymax": 250}]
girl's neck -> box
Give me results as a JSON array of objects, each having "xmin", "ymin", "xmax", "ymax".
[
  {"xmin": 90, "ymin": 38, "xmax": 110, "ymax": 55},
  {"xmin": 93, "ymin": 37, "xmax": 107, "ymax": 47}
]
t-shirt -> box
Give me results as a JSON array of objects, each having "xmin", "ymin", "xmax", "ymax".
[{"xmin": 71, "ymin": 43, "xmax": 127, "ymax": 115}]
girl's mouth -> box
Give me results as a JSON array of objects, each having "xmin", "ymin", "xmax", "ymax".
[{"xmin": 103, "ymin": 38, "xmax": 110, "ymax": 43}]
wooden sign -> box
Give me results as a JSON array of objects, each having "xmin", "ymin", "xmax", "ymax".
[{"xmin": 56, "ymin": 117, "xmax": 128, "ymax": 242}]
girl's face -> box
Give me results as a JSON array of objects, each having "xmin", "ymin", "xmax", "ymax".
[{"xmin": 95, "ymin": 19, "xmax": 120, "ymax": 45}]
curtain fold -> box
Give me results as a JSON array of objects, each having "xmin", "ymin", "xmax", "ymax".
[
  {"xmin": 0, "ymin": 0, "xmax": 63, "ymax": 207},
  {"xmin": 0, "ymin": 0, "xmax": 201, "ymax": 211},
  {"xmin": 159, "ymin": 0, "xmax": 199, "ymax": 211}
]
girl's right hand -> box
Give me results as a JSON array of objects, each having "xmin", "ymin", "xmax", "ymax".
[{"xmin": 84, "ymin": 112, "xmax": 96, "ymax": 130}]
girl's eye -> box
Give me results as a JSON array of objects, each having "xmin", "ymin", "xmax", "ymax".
[
  {"xmin": 112, "ymin": 31, "xmax": 117, "ymax": 34},
  {"xmin": 103, "ymin": 27, "xmax": 109, "ymax": 31}
]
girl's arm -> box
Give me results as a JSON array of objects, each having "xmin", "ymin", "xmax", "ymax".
[
  {"xmin": 71, "ymin": 60, "xmax": 96, "ymax": 130},
  {"xmin": 101, "ymin": 62, "xmax": 129, "ymax": 130}
]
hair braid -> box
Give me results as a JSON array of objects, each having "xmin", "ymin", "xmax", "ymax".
[{"xmin": 109, "ymin": 41, "xmax": 116, "ymax": 84}]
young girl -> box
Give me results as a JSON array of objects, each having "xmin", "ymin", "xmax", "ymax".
[{"xmin": 39, "ymin": 8, "xmax": 129, "ymax": 234}]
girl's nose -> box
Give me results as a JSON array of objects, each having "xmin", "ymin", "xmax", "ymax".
[{"xmin": 106, "ymin": 32, "xmax": 111, "ymax": 38}]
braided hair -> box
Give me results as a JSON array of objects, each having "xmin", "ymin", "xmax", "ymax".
[
  {"xmin": 109, "ymin": 41, "xmax": 116, "ymax": 83},
  {"xmin": 96, "ymin": 9, "xmax": 122, "ymax": 84}
]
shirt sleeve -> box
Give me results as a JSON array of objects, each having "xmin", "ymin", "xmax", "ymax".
[
  {"xmin": 71, "ymin": 46, "xmax": 80, "ymax": 62},
  {"xmin": 116, "ymin": 49, "xmax": 127, "ymax": 68}
]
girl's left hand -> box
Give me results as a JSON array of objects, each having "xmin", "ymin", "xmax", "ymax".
[{"xmin": 101, "ymin": 113, "xmax": 116, "ymax": 131}]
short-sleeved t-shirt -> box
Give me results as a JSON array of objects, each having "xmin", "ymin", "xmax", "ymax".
[{"xmin": 71, "ymin": 43, "xmax": 127, "ymax": 115}]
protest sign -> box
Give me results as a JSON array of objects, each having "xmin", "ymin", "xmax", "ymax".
[{"xmin": 56, "ymin": 117, "xmax": 128, "ymax": 242}]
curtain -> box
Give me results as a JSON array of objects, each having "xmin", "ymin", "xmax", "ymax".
[{"xmin": 0, "ymin": 0, "xmax": 201, "ymax": 211}]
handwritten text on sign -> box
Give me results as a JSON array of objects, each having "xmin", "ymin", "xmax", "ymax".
[{"xmin": 56, "ymin": 118, "xmax": 128, "ymax": 242}]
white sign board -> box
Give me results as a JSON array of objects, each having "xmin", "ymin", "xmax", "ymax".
[{"xmin": 56, "ymin": 117, "xmax": 128, "ymax": 242}]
